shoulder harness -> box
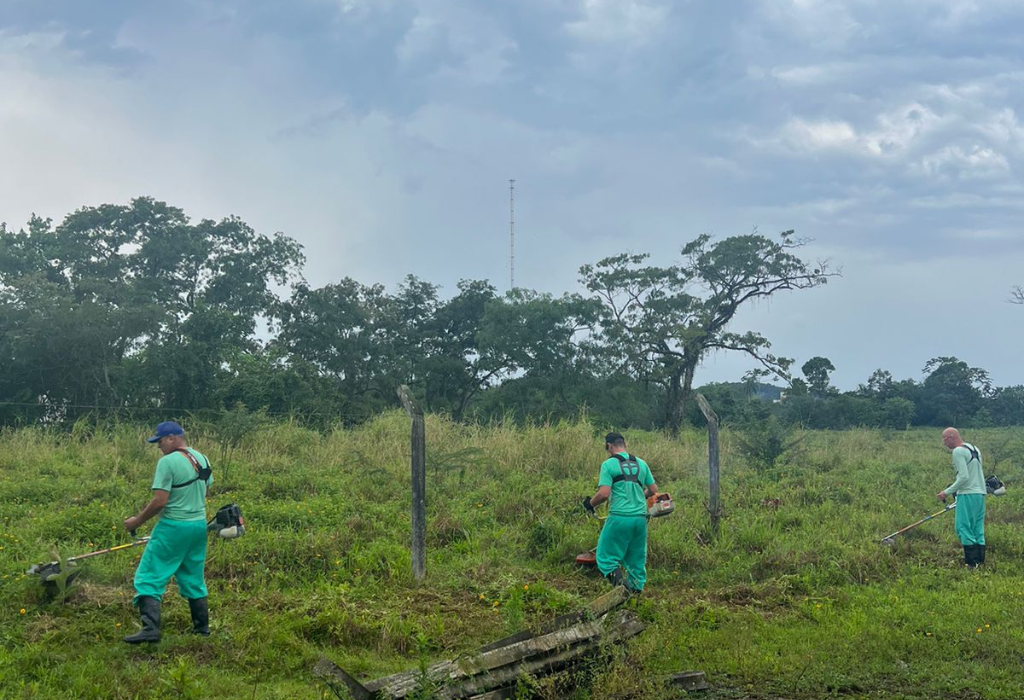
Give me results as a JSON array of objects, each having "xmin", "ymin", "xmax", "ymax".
[
  {"xmin": 610, "ymin": 453, "xmax": 646, "ymax": 494},
  {"xmin": 961, "ymin": 443, "xmax": 980, "ymax": 464},
  {"xmin": 172, "ymin": 449, "xmax": 212, "ymax": 489}
]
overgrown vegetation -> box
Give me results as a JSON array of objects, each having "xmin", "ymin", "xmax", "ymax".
[{"xmin": 2, "ymin": 417, "xmax": 1024, "ymax": 698}]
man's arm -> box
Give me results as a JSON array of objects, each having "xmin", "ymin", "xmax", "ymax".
[
  {"xmin": 643, "ymin": 463, "xmax": 658, "ymax": 499},
  {"xmin": 590, "ymin": 485, "xmax": 612, "ymax": 508},
  {"xmin": 124, "ymin": 489, "xmax": 169, "ymax": 532},
  {"xmin": 938, "ymin": 450, "xmax": 969, "ymax": 500}
]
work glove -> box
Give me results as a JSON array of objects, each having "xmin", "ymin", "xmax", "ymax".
[{"xmin": 582, "ymin": 496, "xmax": 595, "ymax": 514}]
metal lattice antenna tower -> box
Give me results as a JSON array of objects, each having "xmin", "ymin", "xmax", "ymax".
[{"xmin": 509, "ymin": 178, "xmax": 516, "ymax": 291}]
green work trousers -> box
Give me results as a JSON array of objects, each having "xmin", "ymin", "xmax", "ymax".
[
  {"xmin": 133, "ymin": 518, "xmax": 208, "ymax": 604},
  {"xmin": 595, "ymin": 514, "xmax": 648, "ymax": 591},
  {"xmin": 954, "ymin": 493, "xmax": 985, "ymax": 546}
]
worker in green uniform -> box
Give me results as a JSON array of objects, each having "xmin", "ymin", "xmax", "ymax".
[
  {"xmin": 937, "ymin": 427, "xmax": 986, "ymax": 568},
  {"xmin": 122, "ymin": 421, "xmax": 213, "ymax": 643},
  {"xmin": 583, "ymin": 432, "xmax": 657, "ymax": 592}
]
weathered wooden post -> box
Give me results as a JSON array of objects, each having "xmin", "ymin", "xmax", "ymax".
[
  {"xmin": 397, "ymin": 385, "xmax": 426, "ymax": 581},
  {"xmin": 695, "ymin": 393, "xmax": 722, "ymax": 539}
]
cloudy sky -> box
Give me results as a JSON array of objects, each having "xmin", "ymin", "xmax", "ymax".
[{"xmin": 2, "ymin": 0, "xmax": 1023, "ymax": 390}]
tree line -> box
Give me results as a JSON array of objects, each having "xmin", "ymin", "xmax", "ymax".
[
  {"xmin": 1, "ymin": 197, "xmax": 1020, "ymax": 431},
  {"xmin": 701, "ymin": 355, "xmax": 1024, "ymax": 431}
]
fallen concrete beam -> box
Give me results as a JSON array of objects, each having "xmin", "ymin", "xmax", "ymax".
[
  {"xmin": 476, "ymin": 585, "xmax": 629, "ymax": 654},
  {"xmin": 313, "ymin": 657, "xmax": 373, "ymax": 700},
  {"xmin": 666, "ymin": 670, "xmax": 709, "ymax": 692},
  {"xmin": 314, "ymin": 587, "xmax": 644, "ymax": 700}
]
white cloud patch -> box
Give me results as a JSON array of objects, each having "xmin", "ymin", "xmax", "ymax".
[
  {"xmin": 759, "ymin": 0, "xmax": 862, "ymax": 47},
  {"xmin": 0, "ymin": 30, "xmax": 67, "ymax": 57},
  {"xmin": 863, "ymin": 103, "xmax": 942, "ymax": 156},
  {"xmin": 396, "ymin": 15, "xmax": 444, "ymax": 64},
  {"xmin": 947, "ymin": 227, "xmax": 1020, "ymax": 242},
  {"xmin": 781, "ymin": 118, "xmax": 859, "ymax": 151},
  {"xmin": 909, "ymin": 192, "xmax": 1024, "ymax": 209},
  {"xmin": 915, "ymin": 145, "xmax": 1011, "ymax": 180},
  {"xmin": 770, "ymin": 63, "xmax": 853, "ymax": 85},
  {"xmin": 973, "ymin": 108, "xmax": 1024, "ymax": 152},
  {"xmin": 766, "ymin": 98, "xmax": 1015, "ymax": 183},
  {"xmin": 396, "ymin": 2, "xmax": 518, "ymax": 86},
  {"xmin": 564, "ymin": 0, "xmax": 668, "ymax": 46}
]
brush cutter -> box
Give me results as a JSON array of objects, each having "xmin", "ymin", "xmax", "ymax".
[
  {"xmin": 879, "ymin": 476, "xmax": 1007, "ymax": 547},
  {"xmin": 27, "ymin": 503, "xmax": 245, "ymax": 590},
  {"xmin": 881, "ymin": 499, "xmax": 956, "ymax": 546},
  {"xmin": 27, "ymin": 533, "xmax": 152, "ymax": 589}
]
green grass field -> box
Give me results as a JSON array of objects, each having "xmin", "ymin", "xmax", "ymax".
[{"xmin": 2, "ymin": 416, "xmax": 1024, "ymax": 699}]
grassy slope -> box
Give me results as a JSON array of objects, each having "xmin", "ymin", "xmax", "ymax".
[{"xmin": 1, "ymin": 417, "xmax": 1024, "ymax": 699}]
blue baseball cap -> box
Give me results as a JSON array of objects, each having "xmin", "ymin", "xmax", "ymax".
[{"xmin": 147, "ymin": 421, "xmax": 185, "ymax": 443}]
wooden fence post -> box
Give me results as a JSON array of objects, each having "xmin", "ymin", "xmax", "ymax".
[
  {"xmin": 397, "ymin": 385, "xmax": 426, "ymax": 581},
  {"xmin": 695, "ymin": 393, "xmax": 722, "ymax": 539}
]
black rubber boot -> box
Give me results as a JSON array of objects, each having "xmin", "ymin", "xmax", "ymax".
[
  {"xmin": 123, "ymin": 596, "xmax": 161, "ymax": 644},
  {"xmin": 625, "ymin": 575, "xmax": 642, "ymax": 595},
  {"xmin": 977, "ymin": 545, "xmax": 986, "ymax": 565},
  {"xmin": 188, "ymin": 597, "xmax": 210, "ymax": 636},
  {"xmin": 604, "ymin": 567, "xmax": 624, "ymax": 587}
]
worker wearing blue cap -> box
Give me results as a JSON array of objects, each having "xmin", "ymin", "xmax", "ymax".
[{"xmin": 122, "ymin": 421, "xmax": 213, "ymax": 643}]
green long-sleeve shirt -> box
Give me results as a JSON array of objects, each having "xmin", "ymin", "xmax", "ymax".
[{"xmin": 946, "ymin": 443, "xmax": 986, "ymax": 496}]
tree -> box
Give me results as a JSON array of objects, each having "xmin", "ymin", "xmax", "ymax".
[
  {"xmin": 477, "ymin": 290, "xmax": 599, "ymax": 377},
  {"xmin": 0, "ymin": 214, "xmax": 164, "ymax": 414},
  {"xmin": 580, "ymin": 230, "xmax": 837, "ymax": 432},
  {"xmin": 987, "ymin": 386, "xmax": 1024, "ymax": 426},
  {"xmin": 215, "ymin": 350, "xmax": 344, "ymax": 420},
  {"xmin": 788, "ymin": 377, "xmax": 809, "ymax": 397},
  {"xmin": 418, "ymin": 280, "xmax": 508, "ymax": 420},
  {"xmin": 0, "ymin": 198, "xmax": 304, "ymax": 418},
  {"xmin": 918, "ymin": 356, "xmax": 992, "ymax": 426},
  {"xmin": 1010, "ymin": 286, "xmax": 1024, "ymax": 305},
  {"xmin": 879, "ymin": 397, "xmax": 916, "ymax": 429},
  {"xmin": 470, "ymin": 290, "xmax": 622, "ymax": 424},
  {"xmin": 858, "ymin": 369, "xmax": 895, "ymax": 399},
  {"xmin": 801, "ymin": 357, "xmax": 836, "ymax": 397}
]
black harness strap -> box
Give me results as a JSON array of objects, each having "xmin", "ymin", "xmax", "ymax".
[
  {"xmin": 172, "ymin": 449, "xmax": 212, "ymax": 489},
  {"xmin": 962, "ymin": 443, "xmax": 980, "ymax": 464},
  {"xmin": 610, "ymin": 453, "xmax": 646, "ymax": 494}
]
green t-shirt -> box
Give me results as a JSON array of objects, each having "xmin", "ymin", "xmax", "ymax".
[
  {"xmin": 152, "ymin": 448, "xmax": 212, "ymax": 522},
  {"xmin": 598, "ymin": 452, "xmax": 655, "ymax": 517}
]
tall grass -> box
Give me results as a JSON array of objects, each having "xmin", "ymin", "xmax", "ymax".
[{"xmin": 1, "ymin": 417, "xmax": 1023, "ymax": 698}]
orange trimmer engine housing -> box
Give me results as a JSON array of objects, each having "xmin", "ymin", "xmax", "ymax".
[{"xmin": 647, "ymin": 492, "xmax": 674, "ymax": 518}]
